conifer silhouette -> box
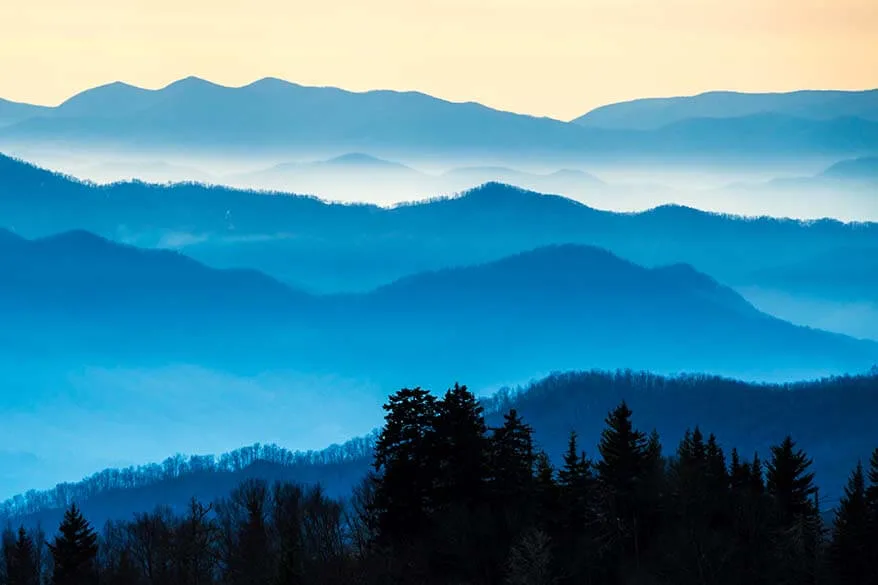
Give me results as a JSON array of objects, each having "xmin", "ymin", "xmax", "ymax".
[{"xmin": 48, "ymin": 504, "xmax": 98, "ymax": 585}]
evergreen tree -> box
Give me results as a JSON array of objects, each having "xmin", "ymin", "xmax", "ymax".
[
  {"xmin": 558, "ymin": 432, "xmax": 593, "ymax": 527},
  {"xmin": 490, "ymin": 409, "xmax": 536, "ymax": 499},
  {"xmin": 727, "ymin": 449, "xmax": 771, "ymax": 585},
  {"xmin": 48, "ymin": 504, "xmax": 99, "ymax": 585},
  {"xmin": 729, "ymin": 448, "xmax": 748, "ymax": 493},
  {"xmin": 677, "ymin": 427, "xmax": 706, "ymax": 472},
  {"xmin": 766, "ymin": 437, "xmax": 821, "ymax": 585},
  {"xmin": 488, "ymin": 409, "xmax": 538, "ymax": 580},
  {"xmin": 705, "ymin": 433, "xmax": 728, "ymax": 497},
  {"xmin": 433, "ymin": 383, "xmax": 489, "ymax": 509},
  {"xmin": 766, "ymin": 436, "xmax": 818, "ymax": 526},
  {"xmin": 597, "ymin": 402, "xmax": 649, "ymax": 505},
  {"xmin": 558, "ymin": 431, "xmax": 590, "ymax": 491},
  {"xmin": 555, "ymin": 431, "xmax": 595, "ymax": 584},
  {"xmin": 666, "ymin": 427, "xmax": 732, "ymax": 584},
  {"xmin": 432, "ymin": 384, "xmax": 491, "ymax": 584},
  {"xmin": 7, "ymin": 526, "xmax": 39, "ymax": 585},
  {"xmin": 645, "ymin": 429, "xmax": 664, "ymax": 483},
  {"xmin": 534, "ymin": 450, "xmax": 559, "ymax": 525},
  {"xmin": 596, "ymin": 401, "xmax": 652, "ymax": 576},
  {"xmin": 830, "ymin": 461, "xmax": 870, "ymax": 585},
  {"xmin": 372, "ymin": 387, "xmax": 439, "ymax": 544}
]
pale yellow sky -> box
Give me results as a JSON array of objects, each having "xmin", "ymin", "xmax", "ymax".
[{"xmin": 1, "ymin": 0, "xmax": 876, "ymax": 120}]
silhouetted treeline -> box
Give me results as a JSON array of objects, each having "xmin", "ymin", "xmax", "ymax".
[
  {"xmin": 486, "ymin": 369, "xmax": 878, "ymax": 502},
  {"xmin": 5, "ymin": 369, "xmax": 878, "ymax": 533},
  {"xmin": 4, "ymin": 383, "xmax": 877, "ymax": 585}
]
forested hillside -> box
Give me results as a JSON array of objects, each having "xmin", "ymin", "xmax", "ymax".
[
  {"xmin": 4, "ymin": 370, "xmax": 876, "ymax": 535},
  {"xmin": 1, "ymin": 381, "xmax": 876, "ymax": 585}
]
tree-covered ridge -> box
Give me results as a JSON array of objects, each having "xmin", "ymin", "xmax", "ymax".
[
  {"xmin": 0, "ymin": 435, "xmax": 376, "ymax": 522},
  {"xmin": 4, "ymin": 152, "xmax": 878, "ymax": 306},
  {"xmin": 2, "ymin": 384, "xmax": 877, "ymax": 585},
  {"xmin": 4, "ymin": 369, "xmax": 877, "ymax": 530}
]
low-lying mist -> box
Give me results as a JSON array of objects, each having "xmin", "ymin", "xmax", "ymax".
[
  {"xmin": 738, "ymin": 287, "xmax": 878, "ymax": 342},
  {"xmin": 0, "ymin": 364, "xmax": 383, "ymax": 500},
  {"xmin": 7, "ymin": 146, "xmax": 876, "ymax": 220}
]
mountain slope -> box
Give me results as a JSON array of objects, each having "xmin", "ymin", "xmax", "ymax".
[
  {"xmin": 4, "ymin": 370, "xmax": 877, "ymax": 530},
  {"xmin": 0, "ymin": 98, "xmax": 51, "ymax": 127},
  {"xmin": 227, "ymin": 152, "xmax": 428, "ymax": 199},
  {"xmin": 2, "ymin": 231, "xmax": 876, "ymax": 385},
  {"xmin": 0, "ymin": 228, "xmax": 307, "ymax": 316},
  {"xmin": 822, "ymin": 156, "xmax": 878, "ymax": 181},
  {"xmin": 1, "ymin": 79, "xmax": 877, "ymax": 157},
  {"xmin": 2, "ymin": 155, "xmax": 878, "ymax": 307},
  {"xmin": 643, "ymin": 113, "xmax": 878, "ymax": 154},
  {"xmin": 573, "ymin": 89, "xmax": 878, "ymax": 129},
  {"xmin": 0, "ymin": 77, "xmax": 596, "ymax": 154}
]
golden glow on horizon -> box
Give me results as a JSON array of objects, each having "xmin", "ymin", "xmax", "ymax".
[{"xmin": 1, "ymin": 0, "xmax": 876, "ymax": 119}]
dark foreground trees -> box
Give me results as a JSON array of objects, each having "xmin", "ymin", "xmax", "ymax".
[{"xmin": 2, "ymin": 383, "xmax": 877, "ymax": 585}]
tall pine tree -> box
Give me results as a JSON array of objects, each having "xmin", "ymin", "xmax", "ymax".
[
  {"xmin": 49, "ymin": 504, "xmax": 99, "ymax": 585},
  {"xmin": 766, "ymin": 436, "xmax": 818, "ymax": 526},
  {"xmin": 596, "ymin": 401, "xmax": 652, "ymax": 578},
  {"xmin": 766, "ymin": 436, "xmax": 821, "ymax": 585},
  {"xmin": 489, "ymin": 409, "xmax": 538, "ymax": 581},
  {"xmin": 433, "ymin": 383, "xmax": 489, "ymax": 510},
  {"xmin": 372, "ymin": 387, "xmax": 439, "ymax": 545},
  {"xmin": 7, "ymin": 527, "xmax": 38, "ymax": 585}
]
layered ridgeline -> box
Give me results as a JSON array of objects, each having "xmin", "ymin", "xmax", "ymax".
[
  {"xmin": 222, "ymin": 154, "xmax": 607, "ymax": 203},
  {"xmin": 0, "ymin": 79, "xmax": 876, "ymax": 158},
  {"xmin": 2, "ymin": 153, "xmax": 878, "ymax": 309},
  {"xmin": 821, "ymin": 156, "xmax": 878, "ymax": 181},
  {"xmin": 572, "ymin": 88, "xmax": 878, "ymax": 129},
  {"xmin": 2, "ymin": 370, "xmax": 876, "ymax": 533},
  {"xmin": 2, "ymin": 228, "xmax": 876, "ymax": 386}
]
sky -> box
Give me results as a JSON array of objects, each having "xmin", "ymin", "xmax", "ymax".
[{"xmin": 1, "ymin": 0, "xmax": 876, "ymax": 120}]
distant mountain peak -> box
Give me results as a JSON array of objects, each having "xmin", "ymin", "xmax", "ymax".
[
  {"xmin": 162, "ymin": 76, "xmax": 226, "ymax": 92},
  {"xmin": 821, "ymin": 156, "xmax": 878, "ymax": 180},
  {"xmin": 242, "ymin": 77, "xmax": 302, "ymax": 91},
  {"xmin": 323, "ymin": 152, "xmax": 396, "ymax": 166},
  {"xmin": 59, "ymin": 80, "xmax": 150, "ymax": 105},
  {"xmin": 459, "ymin": 182, "xmax": 586, "ymax": 207},
  {"xmin": 100, "ymin": 80, "xmax": 142, "ymax": 91},
  {"xmin": 38, "ymin": 229, "xmax": 119, "ymax": 248},
  {"xmin": 460, "ymin": 181, "xmax": 536, "ymax": 200}
]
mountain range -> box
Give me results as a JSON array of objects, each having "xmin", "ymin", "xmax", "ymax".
[
  {"xmin": 224, "ymin": 154, "xmax": 608, "ymax": 203},
  {"xmin": 573, "ymin": 89, "xmax": 878, "ymax": 129},
  {"xmin": 4, "ymin": 77, "xmax": 878, "ymax": 545},
  {"xmin": 2, "ymin": 228, "xmax": 876, "ymax": 387},
  {"xmin": 2, "ymin": 153, "xmax": 877, "ymax": 315},
  {"xmin": 9, "ymin": 217, "xmax": 877, "ymax": 495},
  {"xmin": 822, "ymin": 156, "xmax": 878, "ymax": 181},
  {"xmin": 1, "ymin": 79, "xmax": 876, "ymax": 158}
]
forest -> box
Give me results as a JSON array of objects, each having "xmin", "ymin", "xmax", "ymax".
[{"xmin": 2, "ymin": 383, "xmax": 876, "ymax": 585}]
